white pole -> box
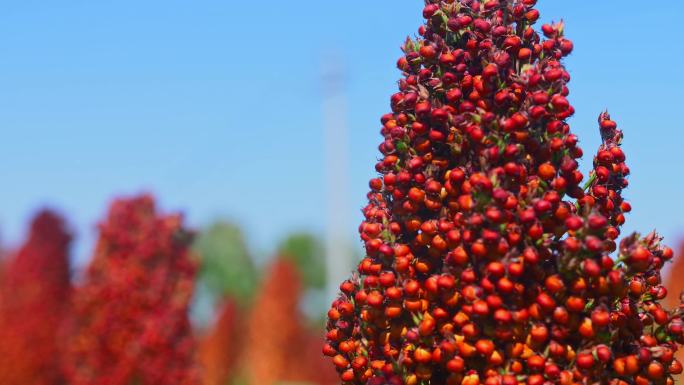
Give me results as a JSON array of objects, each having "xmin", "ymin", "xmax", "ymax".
[{"xmin": 322, "ymin": 52, "xmax": 353, "ymax": 303}]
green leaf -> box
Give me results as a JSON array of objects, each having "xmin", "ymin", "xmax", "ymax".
[
  {"xmin": 278, "ymin": 232, "xmax": 327, "ymax": 290},
  {"xmin": 193, "ymin": 222, "xmax": 258, "ymax": 304}
]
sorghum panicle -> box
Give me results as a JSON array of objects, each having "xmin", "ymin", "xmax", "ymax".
[
  {"xmin": 61, "ymin": 195, "xmax": 199, "ymax": 385},
  {"xmin": 324, "ymin": 1, "xmax": 684, "ymax": 385},
  {"xmin": 0, "ymin": 210, "xmax": 71, "ymax": 385},
  {"xmin": 199, "ymin": 300, "xmax": 242, "ymax": 385},
  {"xmin": 244, "ymin": 259, "xmax": 306, "ymax": 384},
  {"xmin": 245, "ymin": 258, "xmax": 338, "ymax": 385},
  {"xmin": 664, "ymin": 242, "xmax": 684, "ymax": 380}
]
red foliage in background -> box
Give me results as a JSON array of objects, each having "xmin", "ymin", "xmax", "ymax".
[
  {"xmin": 61, "ymin": 195, "xmax": 199, "ymax": 385},
  {"xmin": 289, "ymin": 324, "xmax": 341, "ymax": 385},
  {"xmin": 665, "ymin": 241, "xmax": 684, "ymax": 380},
  {"xmin": 199, "ymin": 300, "xmax": 242, "ymax": 385},
  {"xmin": 0, "ymin": 210, "xmax": 72, "ymax": 385},
  {"xmin": 245, "ymin": 258, "xmax": 336, "ymax": 385},
  {"xmin": 665, "ymin": 241, "xmax": 684, "ymax": 310},
  {"xmin": 324, "ymin": 1, "xmax": 684, "ymax": 384}
]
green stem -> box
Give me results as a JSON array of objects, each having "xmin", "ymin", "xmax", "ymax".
[{"xmin": 583, "ymin": 172, "xmax": 597, "ymax": 192}]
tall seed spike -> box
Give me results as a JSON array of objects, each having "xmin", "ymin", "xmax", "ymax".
[{"xmin": 325, "ymin": 2, "xmax": 683, "ymax": 385}]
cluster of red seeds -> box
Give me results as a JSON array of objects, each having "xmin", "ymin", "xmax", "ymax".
[
  {"xmin": 0, "ymin": 211, "xmax": 71, "ymax": 385},
  {"xmin": 61, "ymin": 195, "xmax": 199, "ymax": 385},
  {"xmin": 324, "ymin": 1, "xmax": 684, "ymax": 385}
]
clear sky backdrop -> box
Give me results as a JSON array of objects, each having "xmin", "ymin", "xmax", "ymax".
[{"xmin": 1, "ymin": 1, "xmax": 683, "ymax": 267}]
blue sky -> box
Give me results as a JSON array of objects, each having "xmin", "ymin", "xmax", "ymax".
[{"xmin": 1, "ymin": 1, "xmax": 683, "ymax": 266}]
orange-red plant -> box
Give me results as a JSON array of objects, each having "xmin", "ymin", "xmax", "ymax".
[
  {"xmin": 61, "ymin": 195, "xmax": 199, "ymax": 385},
  {"xmin": 245, "ymin": 258, "xmax": 336, "ymax": 385},
  {"xmin": 199, "ymin": 300, "xmax": 242, "ymax": 385},
  {"xmin": 0, "ymin": 210, "xmax": 72, "ymax": 385},
  {"xmin": 665, "ymin": 241, "xmax": 684, "ymax": 381},
  {"xmin": 324, "ymin": 1, "xmax": 684, "ymax": 384},
  {"xmin": 665, "ymin": 241, "xmax": 684, "ymax": 311}
]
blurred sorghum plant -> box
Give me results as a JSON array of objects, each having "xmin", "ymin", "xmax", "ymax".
[
  {"xmin": 61, "ymin": 195, "xmax": 199, "ymax": 385},
  {"xmin": 324, "ymin": 1, "xmax": 684, "ymax": 385},
  {"xmin": 0, "ymin": 210, "xmax": 71, "ymax": 385},
  {"xmin": 244, "ymin": 258, "xmax": 306, "ymax": 385},
  {"xmin": 245, "ymin": 258, "xmax": 338, "ymax": 385},
  {"xmin": 199, "ymin": 299, "xmax": 242, "ymax": 385}
]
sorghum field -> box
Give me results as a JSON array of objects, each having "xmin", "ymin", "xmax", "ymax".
[{"xmin": 1, "ymin": 1, "xmax": 683, "ymax": 385}]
